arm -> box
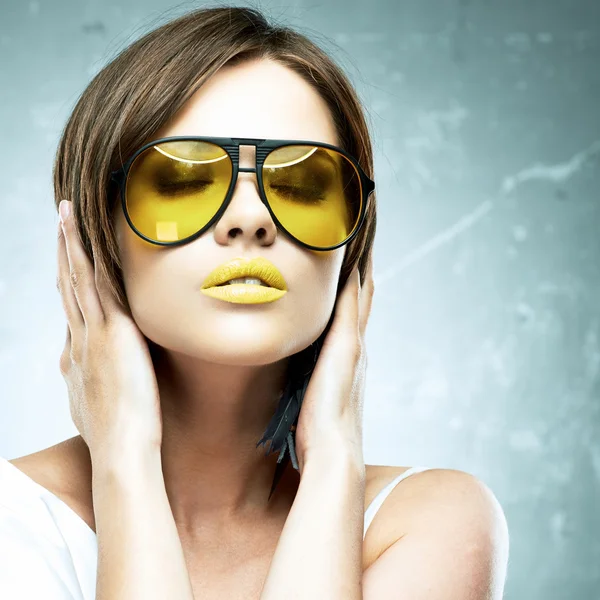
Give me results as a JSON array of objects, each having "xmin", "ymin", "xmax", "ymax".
[
  {"xmin": 56, "ymin": 200, "xmax": 195, "ymax": 598},
  {"xmin": 362, "ymin": 469, "xmax": 510, "ymax": 599},
  {"xmin": 92, "ymin": 440, "xmax": 195, "ymax": 600},
  {"xmin": 260, "ymin": 451, "xmax": 509, "ymax": 600},
  {"xmin": 259, "ymin": 439, "xmax": 366, "ymax": 600}
]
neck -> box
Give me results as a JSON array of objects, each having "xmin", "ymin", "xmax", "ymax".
[{"xmin": 152, "ymin": 346, "xmax": 296, "ymax": 532}]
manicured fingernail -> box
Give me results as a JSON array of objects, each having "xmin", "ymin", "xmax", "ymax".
[{"xmin": 59, "ymin": 200, "xmax": 71, "ymax": 223}]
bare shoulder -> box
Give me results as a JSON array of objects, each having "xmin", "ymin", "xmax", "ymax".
[
  {"xmin": 9, "ymin": 436, "xmax": 90, "ymax": 490},
  {"xmin": 363, "ymin": 465, "xmax": 509, "ymax": 573},
  {"xmin": 8, "ymin": 436, "xmax": 95, "ymax": 530}
]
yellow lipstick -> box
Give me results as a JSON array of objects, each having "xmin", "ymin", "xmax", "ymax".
[{"xmin": 200, "ymin": 257, "xmax": 288, "ymax": 304}]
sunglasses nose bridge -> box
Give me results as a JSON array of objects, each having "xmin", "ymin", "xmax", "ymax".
[
  {"xmin": 236, "ymin": 141, "xmax": 259, "ymax": 171},
  {"xmin": 233, "ymin": 143, "xmax": 265, "ymax": 192}
]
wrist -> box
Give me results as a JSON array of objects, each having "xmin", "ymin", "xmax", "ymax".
[
  {"xmin": 301, "ymin": 433, "xmax": 365, "ymax": 479},
  {"xmin": 90, "ymin": 436, "xmax": 162, "ymax": 478}
]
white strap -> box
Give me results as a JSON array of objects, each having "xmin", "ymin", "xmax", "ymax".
[{"xmin": 363, "ymin": 466, "xmax": 433, "ymax": 539}]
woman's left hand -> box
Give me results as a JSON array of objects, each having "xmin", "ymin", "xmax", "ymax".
[{"xmin": 294, "ymin": 252, "xmax": 375, "ymax": 473}]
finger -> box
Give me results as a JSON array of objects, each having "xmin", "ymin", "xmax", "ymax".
[
  {"xmin": 91, "ymin": 242, "xmax": 127, "ymax": 322},
  {"xmin": 332, "ymin": 264, "xmax": 361, "ymax": 338},
  {"xmin": 59, "ymin": 200, "xmax": 105, "ymax": 328},
  {"xmin": 57, "ymin": 217, "xmax": 85, "ymax": 332},
  {"xmin": 359, "ymin": 252, "xmax": 375, "ymax": 338},
  {"xmin": 59, "ymin": 322, "xmax": 73, "ymax": 376}
]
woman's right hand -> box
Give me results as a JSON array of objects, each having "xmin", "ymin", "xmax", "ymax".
[{"xmin": 56, "ymin": 199, "xmax": 163, "ymax": 462}]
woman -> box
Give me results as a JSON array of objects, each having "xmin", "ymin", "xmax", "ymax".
[{"xmin": 0, "ymin": 5, "xmax": 509, "ymax": 599}]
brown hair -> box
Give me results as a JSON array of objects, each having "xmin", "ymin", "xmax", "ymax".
[{"xmin": 52, "ymin": 4, "xmax": 377, "ymax": 497}]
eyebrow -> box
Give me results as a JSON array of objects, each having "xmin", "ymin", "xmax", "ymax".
[
  {"xmin": 293, "ymin": 148, "xmax": 342, "ymax": 174},
  {"xmin": 314, "ymin": 150, "xmax": 340, "ymax": 171},
  {"xmin": 145, "ymin": 140, "xmax": 345, "ymax": 172}
]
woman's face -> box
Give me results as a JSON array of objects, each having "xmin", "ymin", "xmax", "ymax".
[{"xmin": 113, "ymin": 58, "xmax": 346, "ymax": 366}]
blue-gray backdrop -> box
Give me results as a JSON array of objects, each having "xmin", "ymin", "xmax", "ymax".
[{"xmin": 0, "ymin": 1, "xmax": 598, "ymax": 598}]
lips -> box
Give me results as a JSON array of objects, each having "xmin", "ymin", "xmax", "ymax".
[{"xmin": 201, "ymin": 257, "xmax": 288, "ymax": 291}]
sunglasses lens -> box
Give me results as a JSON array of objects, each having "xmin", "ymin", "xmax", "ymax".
[
  {"xmin": 262, "ymin": 145, "xmax": 363, "ymax": 249},
  {"xmin": 125, "ymin": 140, "xmax": 232, "ymax": 242}
]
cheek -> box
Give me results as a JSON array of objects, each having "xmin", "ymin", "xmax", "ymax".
[
  {"xmin": 115, "ymin": 218, "xmax": 179, "ymax": 330},
  {"xmin": 312, "ymin": 275, "xmax": 338, "ymax": 314},
  {"xmin": 122, "ymin": 261, "xmax": 167, "ymax": 329},
  {"xmin": 290, "ymin": 266, "xmax": 340, "ymax": 341}
]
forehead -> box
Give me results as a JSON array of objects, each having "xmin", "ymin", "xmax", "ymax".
[{"xmin": 155, "ymin": 58, "xmax": 340, "ymax": 151}]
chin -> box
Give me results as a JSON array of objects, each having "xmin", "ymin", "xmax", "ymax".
[{"xmin": 148, "ymin": 330, "xmax": 296, "ymax": 366}]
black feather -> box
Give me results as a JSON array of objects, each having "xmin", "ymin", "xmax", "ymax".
[{"xmin": 257, "ymin": 308, "xmax": 337, "ymax": 502}]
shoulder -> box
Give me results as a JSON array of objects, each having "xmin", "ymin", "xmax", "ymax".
[
  {"xmin": 8, "ymin": 436, "xmax": 90, "ymax": 494},
  {"xmin": 391, "ymin": 467, "xmax": 509, "ymax": 540},
  {"xmin": 363, "ymin": 465, "xmax": 509, "ymax": 574},
  {"xmin": 6, "ymin": 436, "xmax": 95, "ymax": 531}
]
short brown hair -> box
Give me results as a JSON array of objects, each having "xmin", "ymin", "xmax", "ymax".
[{"xmin": 53, "ymin": 4, "xmax": 377, "ymax": 497}]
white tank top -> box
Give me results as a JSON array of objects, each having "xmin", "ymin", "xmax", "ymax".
[
  {"xmin": 363, "ymin": 466, "xmax": 433, "ymax": 539},
  {"xmin": 0, "ymin": 456, "xmax": 432, "ymax": 599}
]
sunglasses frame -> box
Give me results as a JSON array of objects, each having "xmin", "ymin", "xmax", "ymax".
[{"xmin": 109, "ymin": 135, "xmax": 375, "ymax": 252}]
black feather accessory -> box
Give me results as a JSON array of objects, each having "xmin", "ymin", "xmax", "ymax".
[{"xmin": 256, "ymin": 310, "xmax": 337, "ymax": 502}]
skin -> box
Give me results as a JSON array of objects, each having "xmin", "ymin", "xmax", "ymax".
[{"xmin": 112, "ymin": 57, "xmax": 347, "ymax": 535}]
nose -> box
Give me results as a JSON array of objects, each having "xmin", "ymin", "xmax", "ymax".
[
  {"xmin": 238, "ymin": 143, "xmax": 257, "ymax": 172},
  {"xmin": 211, "ymin": 143, "xmax": 277, "ymax": 247}
]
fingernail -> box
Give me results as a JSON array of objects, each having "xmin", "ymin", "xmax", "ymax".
[{"xmin": 59, "ymin": 200, "xmax": 71, "ymax": 223}]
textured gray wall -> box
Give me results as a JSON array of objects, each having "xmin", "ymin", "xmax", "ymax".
[{"xmin": 1, "ymin": 1, "xmax": 598, "ymax": 598}]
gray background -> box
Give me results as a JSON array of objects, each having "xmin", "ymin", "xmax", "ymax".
[{"xmin": 1, "ymin": 0, "xmax": 599, "ymax": 598}]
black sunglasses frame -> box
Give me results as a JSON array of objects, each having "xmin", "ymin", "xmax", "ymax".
[{"xmin": 109, "ymin": 136, "xmax": 375, "ymax": 252}]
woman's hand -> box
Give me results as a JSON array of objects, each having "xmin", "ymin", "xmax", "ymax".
[
  {"xmin": 294, "ymin": 252, "xmax": 375, "ymax": 472},
  {"xmin": 56, "ymin": 199, "xmax": 163, "ymax": 461}
]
